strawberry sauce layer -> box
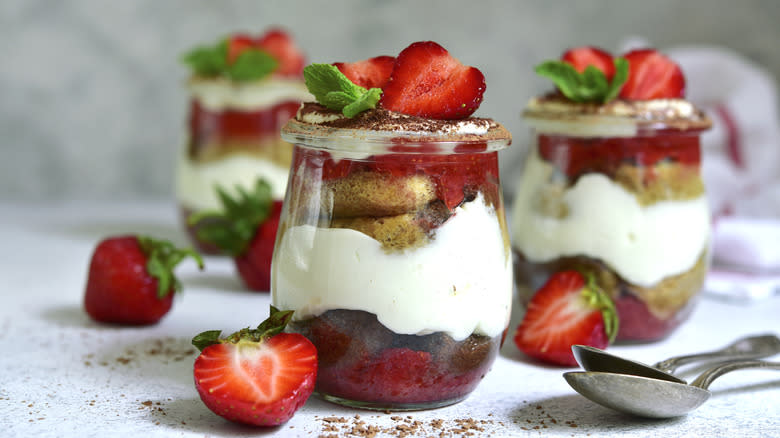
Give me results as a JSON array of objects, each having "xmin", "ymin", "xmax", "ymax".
[
  {"xmin": 538, "ymin": 132, "xmax": 701, "ymax": 179},
  {"xmin": 189, "ymin": 100, "xmax": 300, "ymax": 149},
  {"xmin": 290, "ymin": 310, "xmax": 500, "ymax": 407}
]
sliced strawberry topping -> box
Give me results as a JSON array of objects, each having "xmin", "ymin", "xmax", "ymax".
[
  {"xmin": 334, "ymin": 55, "xmax": 395, "ymax": 89},
  {"xmin": 619, "ymin": 49, "xmax": 685, "ymax": 99},
  {"xmin": 380, "ymin": 41, "xmax": 485, "ymax": 119},
  {"xmin": 256, "ymin": 28, "xmax": 306, "ymax": 77},
  {"xmin": 193, "ymin": 309, "xmax": 317, "ymax": 426},
  {"xmin": 227, "ymin": 34, "xmax": 255, "ymax": 65},
  {"xmin": 561, "ymin": 46, "xmax": 615, "ymax": 80},
  {"xmin": 514, "ymin": 270, "xmax": 617, "ymax": 367}
]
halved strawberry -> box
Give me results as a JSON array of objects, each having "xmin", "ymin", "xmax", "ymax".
[
  {"xmin": 333, "ymin": 55, "xmax": 395, "ymax": 89},
  {"xmin": 192, "ymin": 307, "xmax": 317, "ymax": 426},
  {"xmin": 227, "ymin": 34, "xmax": 255, "ymax": 65},
  {"xmin": 561, "ymin": 46, "xmax": 615, "ymax": 80},
  {"xmin": 514, "ymin": 270, "xmax": 618, "ymax": 367},
  {"xmin": 619, "ymin": 49, "xmax": 685, "ymax": 99},
  {"xmin": 380, "ymin": 41, "xmax": 485, "ymax": 119},
  {"xmin": 256, "ymin": 28, "xmax": 305, "ymax": 77}
]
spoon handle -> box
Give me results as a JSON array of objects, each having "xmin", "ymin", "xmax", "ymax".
[
  {"xmin": 691, "ymin": 360, "xmax": 780, "ymax": 389},
  {"xmin": 652, "ymin": 334, "xmax": 780, "ymax": 374}
]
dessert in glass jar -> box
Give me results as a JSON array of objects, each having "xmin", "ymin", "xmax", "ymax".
[
  {"xmin": 272, "ymin": 42, "xmax": 513, "ymax": 410},
  {"xmin": 512, "ymin": 47, "xmax": 712, "ymax": 344},
  {"xmin": 178, "ymin": 29, "xmax": 311, "ymax": 255}
]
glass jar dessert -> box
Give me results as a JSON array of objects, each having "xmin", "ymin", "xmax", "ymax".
[
  {"xmin": 177, "ymin": 30, "xmax": 311, "ymax": 254},
  {"xmin": 511, "ymin": 47, "xmax": 712, "ymax": 343},
  {"xmin": 272, "ymin": 42, "xmax": 513, "ymax": 410}
]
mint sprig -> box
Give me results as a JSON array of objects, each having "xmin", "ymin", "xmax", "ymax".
[
  {"xmin": 182, "ymin": 39, "xmax": 278, "ymax": 82},
  {"xmin": 535, "ymin": 57, "xmax": 629, "ymax": 103},
  {"xmin": 303, "ymin": 64, "xmax": 382, "ymax": 118}
]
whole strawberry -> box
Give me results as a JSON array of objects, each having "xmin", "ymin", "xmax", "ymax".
[
  {"xmin": 514, "ymin": 270, "xmax": 618, "ymax": 366},
  {"xmin": 188, "ymin": 179, "xmax": 279, "ymax": 292},
  {"xmin": 192, "ymin": 306, "xmax": 317, "ymax": 426},
  {"xmin": 84, "ymin": 235, "xmax": 204, "ymax": 325}
]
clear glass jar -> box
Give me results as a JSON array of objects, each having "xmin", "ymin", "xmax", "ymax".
[
  {"xmin": 176, "ymin": 78, "xmax": 311, "ymax": 253},
  {"xmin": 272, "ymin": 117, "xmax": 512, "ymax": 410},
  {"xmin": 511, "ymin": 98, "xmax": 712, "ymax": 342}
]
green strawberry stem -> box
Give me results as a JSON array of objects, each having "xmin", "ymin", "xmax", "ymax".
[
  {"xmin": 188, "ymin": 179, "xmax": 273, "ymax": 256},
  {"xmin": 192, "ymin": 306, "xmax": 294, "ymax": 351},
  {"xmin": 581, "ymin": 272, "xmax": 619, "ymax": 343},
  {"xmin": 137, "ymin": 236, "xmax": 204, "ymax": 299}
]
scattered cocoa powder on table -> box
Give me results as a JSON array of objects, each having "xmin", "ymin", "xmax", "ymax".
[{"xmin": 316, "ymin": 414, "xmax": 500, "ymax": 437}]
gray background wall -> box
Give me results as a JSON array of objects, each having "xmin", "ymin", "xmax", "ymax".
[{"xmin": 2, "ymin": 0, "xmax": 778, "ymax": 202}]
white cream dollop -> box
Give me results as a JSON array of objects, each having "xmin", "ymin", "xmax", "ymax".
[
  {"xmin": 188, "ymin": 77, "xmax": 313, "ymax": 111},
  {"xmin": 272, "ymin": 194, "xmax": 512, "ymax": 341}
]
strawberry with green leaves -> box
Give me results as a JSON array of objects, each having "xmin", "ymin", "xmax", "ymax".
[
  {"xmin": 84, "ymin": 235, "xmax": 203, "ymax": 325},
  {"xmin": 536, "ymin": 46, "xmax": 685, "ymax": 102},
  {"xmin": 192, "ymin": 306, "xmax": 317, "ymax": 426},
  {"xmin": 188, "ymin": 179, "xmax": 280, "ymax": 292},
  {"xmin": 514, "ymin": 270, "xmax": 618, "ymax": 367},
  {"xmin": 183, "ymin": 28, "xmax": 305, "ymax": 82}
]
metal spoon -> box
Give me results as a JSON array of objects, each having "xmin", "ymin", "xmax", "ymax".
[
  {"xmin": 564, "ymin": 360, "xmax": 780, "ymax": 418},
  {"xmin": 572, "ymin": 334, "xmax": 780, "ymax": 384}
]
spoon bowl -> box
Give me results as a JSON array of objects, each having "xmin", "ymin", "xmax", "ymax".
[
  {"xmin": 572, "ymin": 334, "xmax": 780, "ymax": 384},
  {"xmin": 564, "ymin": 360, "xmax": 780, "ymax": 418}
]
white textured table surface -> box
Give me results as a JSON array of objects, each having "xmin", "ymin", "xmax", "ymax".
[{"xmin": 2, "ymin": 200, "xmax": 779, "ymax": 438}]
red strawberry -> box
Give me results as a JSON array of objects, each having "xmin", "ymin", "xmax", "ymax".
[
  {"xmin": 84, "ymin": 235, "xmax": 203, "ymax": 325},
  {"xmin": 380, "ymin": 41, "xmax": 486, "ymax": 119},
  {"xmin": 227, "ymin": 34, "xmax": 255, "ymax": 65},
  {"xmin": 256, "ymin": 28, "xmax": 306, "ymax": 77},
  {"xmin": 514, "ymin": 270, "xmax": 618, "ymax": 367},
  {"xmin": 235, "ymin": 200, "xmax": 282, "ymax": 291},
  {"xmin": 192, "ymin": 307, "xmax": 317, "ymax": 426},
  {"xmin": 619, "ymin": 49, "xmax": 685, "ymax": 99},
  {"xmin": 333, "ymin": 55, "xmax": 395, "ymax": 89},
  {"xmin": 188, "ymin": 179, "xmax": 280, "ymax": 292},
  {"xmin": 561, "ymin": 46, "xmax": 615, "ymax": 80}
]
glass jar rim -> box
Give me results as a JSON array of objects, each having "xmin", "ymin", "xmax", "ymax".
[
  {"xmin": 522, "ymin": 97, "xmax": 712, "ymax": 137},
  {"xmin": 281, "ymin": 119, "xmax": 511, "ymax": 155}
]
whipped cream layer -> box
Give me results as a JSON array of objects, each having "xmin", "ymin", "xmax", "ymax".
[
  {"xmin": 188, "ymin": 77, "xmax": 313, "ymax": 111},
  {"xmin": 524, "ymin": 96, "xmax": 712, "ymax": 138},
  {"xmin": 176, "ymin": 150, "xmax": 289, "ymax": 211},
  {"xmin": 511, "ymin": 149, "xmax": 710, "ymax": 287},
  {"xmin": 272, "ymin": 194, "xmax": 512, "ymax": 341}
]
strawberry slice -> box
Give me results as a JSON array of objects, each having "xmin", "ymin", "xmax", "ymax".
[
  {"xmin": 334, "ymin": 55, "xmax": 395, "ymax": 89},
  {"xmin": 227, "ymin": 34, "xmax": 255, "ymax": 65},
  {"xmin": 561, "ymin": 46, "xmax": 615, "ymax": 80},
  {"xmin": 380, "ymin": 41, "xmax": 486, "ymax": 119},
  {"xmin": 192, "ymin": 307, "xmax": 317, "ymax": 426},
  {"xmin": 514, "ymin": 270, "xmax": 618, "ymax": 367},
  {"xmin": 619, "ymin": 49, "xmax": 685, "ymax": 99},
  {"xmin": 256, "ymin": 28, "xmax": 306, "ymax": 77}
]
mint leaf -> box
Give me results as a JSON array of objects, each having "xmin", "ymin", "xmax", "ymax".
[
  {"xmin": 343, "ymin": 88, "xmax": 382, "ymax": 118},
  {"xmin": 182, "ymin": 38, "xmax": 276, "ymax": 82},
  {"xmin": 535, "ymin": 59, "xmax": 628, "ymax": 103},
  {"xmin": 227, "ymin": 49, "xmax": 278, "ymax": 81},
  {"xmin": 603, "ymin": 57, "xmax": 629, "ymax": 103},
  {"xmin": 303, "ymin": 63, "xmax": 381, "ymax": 117}
]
